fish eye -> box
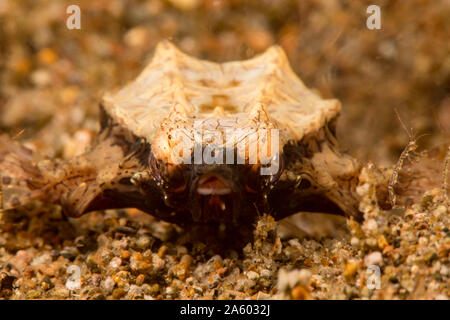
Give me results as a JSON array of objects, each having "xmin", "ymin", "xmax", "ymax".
[
  {"xmin": 245, "ymin": 184, "xmax": 258, "ymax": 194},
  {"xmin": 162, "ymin": 163, "xmax": 188, "ymax": 193},
  {"xmin": 149, "ymin": 152, "xmax": 188, "ymax": 192},
  {"xmin": 172, "ymin": 183, "xmax": 187, "ymax": 193},
  {"xmin": 243, "ymin": 167, "xmax": 264, "ymax": 195}
]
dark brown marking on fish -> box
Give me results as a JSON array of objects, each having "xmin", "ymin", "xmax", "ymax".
[{"xmin": 2, "ymin": 176, "xmax": 11, "ymax": 185}]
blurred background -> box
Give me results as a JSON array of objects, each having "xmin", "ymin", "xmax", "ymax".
[{"xmin": 0, "ymin": 0, "xmax": 449, "ymax": 166}]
